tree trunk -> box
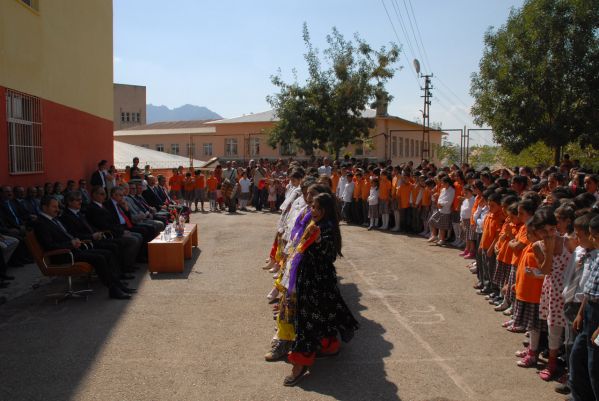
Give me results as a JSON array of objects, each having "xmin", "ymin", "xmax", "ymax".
[{"xmin": 553, "ymin": 146, "xmax": 561, "ymax": 167}]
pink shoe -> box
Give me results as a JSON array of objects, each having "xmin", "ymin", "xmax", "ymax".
[
  {"xmin": 464, "ymin": 252, "xmax": 476, "ymax": 259},
  {"xmin": 516, "ymin": 350, "xmax": 537, "ymax": 368},
  {"xmin": 458, "ymin": 250, "xmax": 468, "ymax": 257}
]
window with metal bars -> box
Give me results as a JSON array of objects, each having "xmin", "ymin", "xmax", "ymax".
[{"xmin": 6, "ymin": 89, "xmax": 43, "ymax": 174}]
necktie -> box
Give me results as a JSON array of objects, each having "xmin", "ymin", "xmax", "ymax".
[
  {"xmin": 116, "ymin": 205, "xmax": 133, "ymax": 229},
  {"xmin": 52, "ymin": 218, "xmax": 73, "ymax": 239},
  {"xmin": 6, "ymin": 201, "xmax": 21, "ymax": 225},
  {"xmin": 76, "ymin": 211, "xmax": 95, "ymax": 234}
]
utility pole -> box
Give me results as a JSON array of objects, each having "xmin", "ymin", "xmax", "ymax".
[{"xmin": 420, "ymin": 73, "xmax": 433, "ymax": 161}]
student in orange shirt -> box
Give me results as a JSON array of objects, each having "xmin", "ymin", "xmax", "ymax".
[
  {"xmin": 389, "ymin": 166, "xmax": 400, "ymax": 232},
  {"xmin": 396, "ymin": 171, "xmax": 413, "ymax": 232},
  {"xmin": 183, "ymin": 172, "xmax": 195, "ymax": 209},
  {"xmin": 378, "ymin": 168, "xmax": 392, "ymax": 230},
  {"xmin": 410, "ymin": 172, "xmax": 423, "ymax": 233},
  {"xmin": 419, "ymin": 178, "xmax": 435, "ymax": 237},
  {"xmin": 206, "ymin": 171, "xmax": 218, "ymax": 212},
  {"xmin": 194, "ymin": 169, "xmax": 207, "ymax": 212},
  {"xmin": 491, "ymin": 195, "xmax": 519, "ymax": 309},
  {"xmin": 360, "ymin": 171, "xmax": 371, "ymax": 227},
  {"xmin": 168, "ymin": 168, "xmax": 182, "ymax": 200},
  {"xmin": 478, "ymin": 191, "xmax": 505, "ymax": 295},
  {"xmin": 352, "ymin": 170, "xmax": 364, "ymax": 225},
  {"xmin": 450, "ymin": 171, "xmax": 465, "ymax": 247},
  {"xmin": 513, "ymin": 210, "xmax": 554, "ymax": 368}
]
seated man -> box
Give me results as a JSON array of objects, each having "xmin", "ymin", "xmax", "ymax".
[
  {"xmin": 60, "ymin": 191, "xmax": 135, "ymax": 279},
  {"xmin": 0, "ymin": 233, "xmax": 19, "ymax": 284},
  {"xmin": 86, "ymin": 186, "xmax": 144, "ymax": 264},
  {"xmin": 122, "ymin": 184, "xmax": 163, "ymax": 235},
  {"xmin": 22, "ymin": 186, "xmax": 41, "ymax": 216},
  {"xmin": 133, "ymin": 181, "xmax": 169, "ymax": 223},
  {"xmin": 104, "ymin": 187, "xmax": 154, "ymax": 250},
  {"xmin": 34, "ymin": 196, "xmax": 134, "ymax": 299}
]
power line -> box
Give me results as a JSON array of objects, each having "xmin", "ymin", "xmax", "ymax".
[
  {"xmin": 380, "ymin": 0, "xmax": 420, "ymax": 85},
  {"xmin": 399, "ymin": 0, "xmax": 428, "ymax": 72},
  {"xmin": 406, "ymin": 0, "xmax": 432, "ymax": 69}
]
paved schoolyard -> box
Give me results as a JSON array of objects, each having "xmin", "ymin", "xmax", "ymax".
[{"xmin": 0, "ymin": 211, "xmax": 564, "ymax": 401}]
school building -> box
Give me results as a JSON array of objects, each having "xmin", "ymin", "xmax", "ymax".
[
  {"xmin": 114, "ymin": 109, "xmax": 443, "ymax": 165},
  {"xmin": 0, "ymin": 0, "xmax": 113, "ymax": 187}
]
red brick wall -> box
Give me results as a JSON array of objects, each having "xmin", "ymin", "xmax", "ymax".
[{"xmin": 0, "ymin": 86, "xmax": 113, "ymax": 188}]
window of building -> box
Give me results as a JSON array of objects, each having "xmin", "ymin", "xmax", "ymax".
[
  {"xmin": 415, "ymin": 140, "xmax": 419, "ymax": 159},
  {"xmin": 203, "ymin": 143, "xmax": 213, "ymax": 156},
  {"xmin": 171, "ymin": 143, "xmax": 179, "ymax": 155},
  {"xmin": 410, "ymin": 139, "xmax": 415, "ymax": 158},
  {"xmin": 186, "ymin": 143, "xmax": 195, "ymax": 157},
  {"xmin": 121, "ymin": 112, "xmax": 125, "ymax": 122},
  {"xmin": 392, "ymin": 136, "xmax": 397, "ymax": 157},
  {"xmin": 249, "ymin": 137, "xmax": 260, "ymax": 156},
  {"xmin": 399, "ymin": 138, "xmax": 404, "ymax": 157},
  {"xmin": 156, "ymin": 144, "xmax": 164, "ymax": 152},
  {"xmin": 126, "ymin": 112, "xmax": 130, "ymax": 122},
  {"xmin": 280, "ymin": 142, "xmax": 295, "ymax": 156},
  {"xmin": 354, "ymin": 140, "xmax": 364, "ymax": 156},
  {"xmin": 6, "ymin": 89, "xmax": 43, "ymax": 174},
  {"xmin": 225, "ymin": 138, "xmax": 238, "ymax": 156}
]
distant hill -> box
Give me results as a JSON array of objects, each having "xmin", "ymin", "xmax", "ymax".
[{"xmin": 146, "ymin": 104, "xmax": 222, "ymax": 123}]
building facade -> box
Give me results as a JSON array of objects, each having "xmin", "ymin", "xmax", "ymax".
[
  {"xmin": 0, "ymin": 0, "xmax": 113, "ymax": 187},
  {"xmin": 114, "ymin": 110, "xmax": 443, "ymax": 166},
  {"xmin": 114, "ymin": 83, "xmax": 146, "ymax": 131}
]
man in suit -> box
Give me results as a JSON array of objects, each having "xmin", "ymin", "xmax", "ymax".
[
  {"xmin": 34, "ymin": 196, "xmax": 134, "ymax": 300},
  {"xmin": 104, "ymin": 187, "xmax": 154, "ymax": 244},
  {"xmin": 90, "ymin": 160, "xmax": 109, "ymax": 189},
  {"xmin": 78, "ymin": 179, "xmax": 91, "ymax": 209},
  {"xmin": 142, "ymin": 176, "xmax": 165, "ymax": 210},
  {"xmin": 0, "ymin": 186, "xmax": 32, "ymax": 265},
  {"xmin": 60, "ymin": 191, "xmax": 135, "ymax": 279},
  {"xmin": 124, "ymin": 183, "xmax": 165, "ymax": 232},
  {"xmin": 86, "ymin": 186, "xmax": 144, "ymax": 265}
]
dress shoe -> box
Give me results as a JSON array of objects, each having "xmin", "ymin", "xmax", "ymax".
[
  {"xmin": 109, "ymin": 286, "xmax": 132, "ymax": 300},
  {"xmin": 121, "ymin": 287, "xmax": 137, "ymax": 294},
  {"xmin": 0, "ymin": 274, "xmax": 15, "ymax": 281},
  {"xmin": 120, "ymin": 273, "xmax": 135, "ymax": 280}
]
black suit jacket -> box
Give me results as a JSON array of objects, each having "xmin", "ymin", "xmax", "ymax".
[
  {"xmin": 60, "ymin": 209, "xmax": 96, "ymax": 241},
  {"xmin": 86, "ymin": 202, "xmax": 124, "ymax": 236},
  {"xmin": 142, "ymin": 187, "xmax": 163, "ymax": 209},
  {"xmin": 33, "ymin": 215, "xmax": 74, "ymax": 251},
  {"xmin": 1, "ymin": 199, "xmax": 28, "ymax": 228},
  {"xmin": 90, "ymin": 170, "xmax": 106, "ymax": 188}
]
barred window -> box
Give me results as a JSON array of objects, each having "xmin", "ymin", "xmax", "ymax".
[
  {"xmin": 6, "ymin": 89, "xmax": 43, "ymax": 174},
  {"xmin": 250, "ymin": 137, "xmax": 260, "ymax": 156},
  {"xmin": 171, "ymin": 143, "xmax": 179, "ymax": 155},
  {"xmin": 203, "ymin": 143, "xmax": 213, "ymax": 156},
  {"xmin": 225, "ymin": 138, "xmax": 238, "ymax": 156},
  {"xmin": 392, "ymin": 136, "xmax": 397, "ymax": 157},
  {"xmin": 156, "ymin": 144, "xmax": 164, "ymax": 152},
  {"xmin": 279, "ymin": 142, "xmax": 295, "ymax": 156}
]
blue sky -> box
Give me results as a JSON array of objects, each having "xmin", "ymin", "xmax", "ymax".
[{"xmin": 113, "ymin": 0, "xmax": 524, "ymax": 145}]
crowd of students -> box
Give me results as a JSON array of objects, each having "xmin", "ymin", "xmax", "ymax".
[{"xmin": 227, "ymin": 154, "xmax": 597, "ymax": 397}]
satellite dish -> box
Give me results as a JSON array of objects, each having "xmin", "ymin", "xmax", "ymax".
[{"xmin": 413, "ymin": 59, "xmax": 421, "ymax": 75}]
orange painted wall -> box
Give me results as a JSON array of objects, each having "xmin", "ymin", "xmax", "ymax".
[{"xmin": 0, "ymin": 86, "xmax": 113, "ymax": 187}]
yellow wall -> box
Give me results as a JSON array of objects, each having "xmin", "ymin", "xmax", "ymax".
[{"xmin": 0, "ymin": 0, "xmax": 113, "ymax": 120}]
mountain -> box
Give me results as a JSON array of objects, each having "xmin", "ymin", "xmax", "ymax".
[{"xmin": 146, "ymin": 104, "xmax": 222, "ymax": 123}]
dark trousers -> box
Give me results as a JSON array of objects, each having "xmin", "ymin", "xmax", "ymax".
[
  {"xmin": 353, "ymin": 199, "xmax": 363, "ymax": 225},
  {"xmin": 253, "ymin": 187, "xmax": 266, "ymax": 211},
  {"xmin": 92, "ymin": 239, "xmax": 122, "ymax": 272},
  {"xmin": 480, "ymin": 251, "xmax": 496, "ymax": 291},
  {"xmin": 72, "ymin": 248, "xmax": 118, "ymax": 287},
  {"xmin": 342, "ymin": 202, "xmax": 352, "ymax": 222},
  {"xmin": 569, "ymin": 301, "xmax": 599, "ymax": 401},
  {"xmin": 115, "ymin": 235, "xmax": 142, "ymax": 268},
  {"xmin": 476, "ymin": 233, "xmax": 484, "ymax": 286},
  {"xmin": 399, "ymin": 208, "xmax": 409, "ymax": 232}
]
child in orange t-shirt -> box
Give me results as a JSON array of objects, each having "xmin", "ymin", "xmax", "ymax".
[
  {"xmin": 390, "ymin": 166, "xmax": 400, "ymax": 231},
  {"xmin": 194, "ymin": 170, "xmax": 206, "ymax": 212},
  {"xmin": 396, "ymin": 171, "xmax": 413, "ymax": 232},
  {"xmin": 491, "ymin": 196, "xmax": 519, "ymax": 310},
  {"xmin": 419, "ymin": 178, "xmax": 435, "ymax": 237},
  {"xmin": 360, "ymin": 173, "xmax": 371, "ymax": 227},
  {"xmin": 479, "ymin": 192, "xmax": 505, "ymax": 295},
  {"xmin": 378, "ymin": 169, "xmax": 392, "ymax": 230},
  {"xmin": 502, "ymin": 203, "xmax": 523, "ymax": 311},
  {"xmin": 206, "ymin": 172, "xmax": 218, "ymax": 212},
  {"xmin": 410, "ymin": 172, "xmax": 423, "ymax": 232},
  {"xmin": 183, "ymin": 172, "xmax": 195, "ymax": 209},
  {"xmin": 512, "ymin": 215, "xmax": 548, "ymax": 368},
  {"xmin": 352, "ymin": 170, "xmax": 364, "ymax": 225},
  {"xmin": 168, "ymin": 169, "xmax": 182, "ymax": 200}
]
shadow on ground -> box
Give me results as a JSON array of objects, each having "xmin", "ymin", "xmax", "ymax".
[
  {"xmin": 148, "ymin": 248, "xmax": 202, "ymax": 280},
  {"xmin": 296, "ymin": 279, "xmax": 401, "ymax": 401}
]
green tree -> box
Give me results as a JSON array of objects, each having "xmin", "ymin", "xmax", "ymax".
[
  {"xmin": 470, "ymin": 0, "xmax": 599, "ymax": 165},
  {"xmin": 267, "ymin": 23, "xmax": 400, "ymax": 159}
]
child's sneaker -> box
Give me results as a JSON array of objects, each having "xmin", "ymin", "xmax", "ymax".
[{"xmin": 458, "ymin": 250, "xmax": 468, "ymax": 257}]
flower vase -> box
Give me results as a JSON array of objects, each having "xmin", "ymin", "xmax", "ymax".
[{"xmin": 175, "ymin": 223, "xmax": 185, "ymax": 237}]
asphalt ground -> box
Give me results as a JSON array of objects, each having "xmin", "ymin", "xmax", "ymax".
[{"xmin": 0, "ymin": 211, "xmax": 565, "ymax": 401}]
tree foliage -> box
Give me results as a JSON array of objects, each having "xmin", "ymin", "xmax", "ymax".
[
  {"xmin": 266, "ymin": 23, "xmax": 401, "ymax": 158},
  {"xmin": 470, "ymin": 0, "xmax": 599, "ymax": 164}
]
